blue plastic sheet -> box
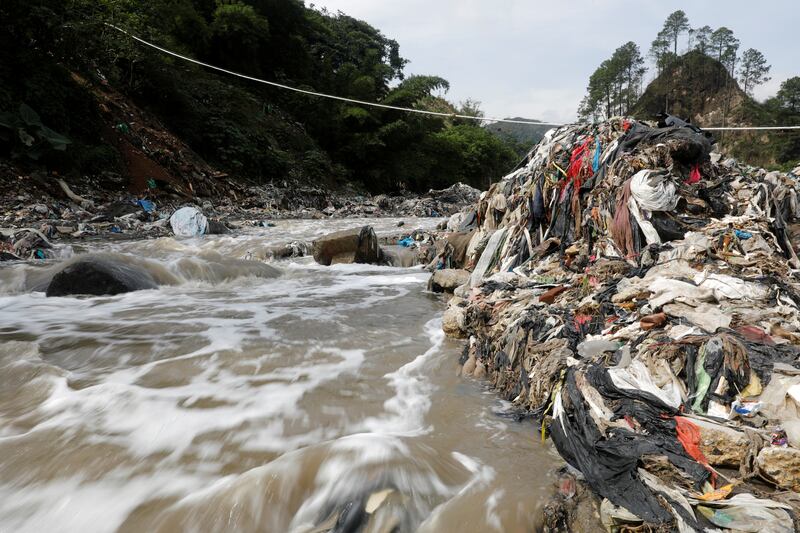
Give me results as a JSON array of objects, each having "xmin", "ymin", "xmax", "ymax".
[
  {"xmin": 137, "ymin": 199, "xmax": 155, "ymax": 213},
  {"xmin": 592, "ymin": 138, "xmax": 602, "ymax": 172}
]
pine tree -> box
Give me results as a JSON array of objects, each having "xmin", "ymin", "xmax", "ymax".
[
  {"xmin": 661, "ymin": 10, "xmax": 690, "ymax": 55},
  {"xmin": 738, "ymin": 48, "xmax": 771, "ymax": 96},
  {"xmin": 692, "ymin": 25, "xmax": 713, "ymax": 55},
  {"xmin": 710, "ymin": 27, "xmax": 739, "ymax": 75}
]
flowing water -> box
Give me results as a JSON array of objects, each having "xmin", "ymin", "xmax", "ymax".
[{"xmin": 0, "ymin": 218, "xmax": 558, "ymax": 532}]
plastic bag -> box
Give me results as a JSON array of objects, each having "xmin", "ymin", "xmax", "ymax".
[{"xmin": 169, "ymin": 207, "xmax": 208, "ymax": 237}]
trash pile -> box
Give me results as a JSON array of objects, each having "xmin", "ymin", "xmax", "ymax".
[
  {"xmin": 320, "ymin": 182, "xmax": 482, "ymax": 219},
  {"xmin": 440, "ymin": 118, "xmax": 800, "ymax": 531}
]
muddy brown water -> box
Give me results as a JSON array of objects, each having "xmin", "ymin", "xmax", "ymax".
[{"xmin": 0, "ymin": 218, "xmax": 559, "ymax": 532}]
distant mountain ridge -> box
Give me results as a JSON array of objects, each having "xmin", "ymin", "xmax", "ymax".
[{"xmin": 484, "ymin": 118, "xmax": 553, "ymax": 154}]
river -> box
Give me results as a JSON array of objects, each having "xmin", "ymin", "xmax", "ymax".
[{"xmin": 0, "ymin": 218, "xmax": 558, "ymax": 532}]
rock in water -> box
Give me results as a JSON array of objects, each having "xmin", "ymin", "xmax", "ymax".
[
  {"xmin": 206, "ymin": 219, "xmax": 230, "ymax": 235},
  {"xmin": 428, "ymin": 269, "xmax": 471, "ymax": 293},
  {"xmin": 442, "ymin": 298, "xmax": 467, "ymax": 339},
  {"xmin": 380, "ymin": 245, "xmax": 418, "ymax": 267},
  {"xmin": 312, "ymin": 226, "xmax": 381, "ymax": 266},
  {"xmin": 46, "ymin": 256, "xmax": 159, "ymax": 297}
]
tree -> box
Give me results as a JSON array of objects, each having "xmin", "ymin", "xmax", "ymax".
[
  {"xmin": 692, "ymin": 25, "xmax": 713, "ymax": 55},
  {"xmin": 661, "ymin": 10, "xmax": 690, "ymax": 56},
  {"xmin": 775, "ymin": 77, "xmax": 800, "ymax": 114},
  {"xmin": 615, "ymin": 42, "xmax": 647, "ymax": 112},
  {"xmin": 738, "ymin": 48, "xmax": 771, "ymax": 96},
  {"xmin": 710, "ymin": 27, "xmax": 739, "ymax": 75},
  {"xmin": 649, "ymin": 31, "xmax": 672, "ymax": 75},
  {"xmin": 209, "ymin": 1, "xmax": 270, "ymax": 75},
  {"xmin": 579, "ymin": 42, "xmax": 646, "ymax": 120}
]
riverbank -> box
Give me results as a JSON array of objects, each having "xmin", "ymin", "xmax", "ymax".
[{"xmin": 0, "ymin": 158, "xmax": 480, "ymax": 262}]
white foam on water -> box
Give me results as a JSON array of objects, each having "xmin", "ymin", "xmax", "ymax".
[
  {"xmin": 484, "ymin": 489, "xmax": 505, "ymax": 532},
  {"xmin": 361, "ymin": 316, "xmax": 444, "ymax": 435},
  {"xmin": 33, "ymin": 344, "xmax": 366, "ymax": 457},
  {"xmin": 0, "ymin": 471, "xmax": 200, "ymax": 533}
]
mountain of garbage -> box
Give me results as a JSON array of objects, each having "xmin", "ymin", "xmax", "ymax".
[{"xmin": 438, "ymin": 117, "xmax": 800, "ymax": 531}]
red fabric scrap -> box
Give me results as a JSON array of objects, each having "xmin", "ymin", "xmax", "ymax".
[
  {"xmin": 559, "ymin": 137, "xmax": 594, "ymax": 201},
  {"xmin": 675, "ymin": 416, "xmax": 716, "ymax": 484},
  {"xmin": 567, "ymin": 138, "xmax": 593, "ymax": 179},
  {"xmin": 574, "ymin": 314, "xmax": 593, "ymax": 327},
  {"xmin": 736, "ymin": 325, "xmax": 775, "ymax": 345},
  {"xmin": 686, "ymin": 164, "xmax": 701, "ymax": 184}
]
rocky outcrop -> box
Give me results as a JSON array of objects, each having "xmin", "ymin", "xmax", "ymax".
[
  {"xmin": 312, "ymin": 226, "xmax": 381, "ymax": 266},
  {"xmin": 46, "ymin": 256, "xmax": 158, "ymax": 297}
]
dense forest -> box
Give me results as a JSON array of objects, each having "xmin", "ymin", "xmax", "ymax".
[{"xmin": 0, "ymin": 0, "xmax": 518, "ymax": 193}]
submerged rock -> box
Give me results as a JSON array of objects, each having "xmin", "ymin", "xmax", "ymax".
[
  {"xmin": 380, "ymin": 245, "xmax": 419, "ymax": 267},
  {"xmin": 312, "ymin": 226, "xmax": 381, "ymax": 266},
  {"xmin": 46, "ymin": 256, "xmax": 159, "ymax": 297},
  {"xmin": 206, "ymin": 219, "xmax": 230, "ymax": 235}
]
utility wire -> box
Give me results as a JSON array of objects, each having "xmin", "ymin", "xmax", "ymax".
[
  {"xmin": 108, "ymin": 24, "xmax": 800, "ymax": 132},
  {"xmin": 105, "ymin": 24, "xmax": 561, "ymax": 126}
]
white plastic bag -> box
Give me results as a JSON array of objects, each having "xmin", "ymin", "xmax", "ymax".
[{"xmin": 170, "ymin": 207, "xmax": 208, "ymax": 237}]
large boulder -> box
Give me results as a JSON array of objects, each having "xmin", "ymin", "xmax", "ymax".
[
  {"xmin": 380, "ymin": 245, "xmax": 419, "ymax": 267},
  {"xmin": 428, "ymin": 269, "xmax": 470, "ymax": 293},
  {"xmin": 46, "ymin": 256, "xmax": 159, "ymax": 297},
  {"xmin": 757, "ymin": 446, "xmax": 800, "ymax": 491},
  {"xmin": 442, "ymin": 297, "xmax": 468, "ymax": 339},
  {"xmin": 686, "ymin": 417, "xmax": 750, "ymax": 467},
  {"xmin": 312, "ymin": 226, "xmax": 381, "ymax": 266}
]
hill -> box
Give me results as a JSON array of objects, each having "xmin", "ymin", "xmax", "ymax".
[
  {"xmin": 0, "ymin": 0, "xmax": 518, "ymax": 197},
  {"xmin": 633, "ymin": 51, "xmax": 799, "ymax": 168},
  {"xmin": 484, "ymin": 118, "xmax": 552, "ymax": 155},
  {"xmin": 633, "ymin": 51, "xmax": 749, "ymax": 126}
]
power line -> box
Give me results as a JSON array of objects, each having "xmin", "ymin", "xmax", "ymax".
[
  {"xmin": 105, "ymin": 24, "xmax": 562, "ymax": 126},
  {"xmin": 703, "ymin": 126, "xmax": 800, "ymax": 131},
  {"xmin": 108, "ymin": 24, "xmax": 800, "ymax": 132}
]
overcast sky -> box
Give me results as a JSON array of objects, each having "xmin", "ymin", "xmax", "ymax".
[{"xmin": 309, "ymin": 1, "xmax": 798, "ymax": 123}]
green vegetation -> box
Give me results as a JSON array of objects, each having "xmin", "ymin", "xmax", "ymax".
[
  {"xmin": 578, "ymin": 42, "xmax": 646, "ymax": 121},
  {"xmin": 580, "ymin": 10, "xmax": 797, "ymax": 167},
  {"xmin": 0, "ymin": 104, "xmax": 71, "ymax": 161},
  {"xmin": 484, "ymin": 118, "xmax": 552, "ymax": 157},
  {"xmin": 0, "ymin": 0, "xmax": 517, "ymax": 192}
]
